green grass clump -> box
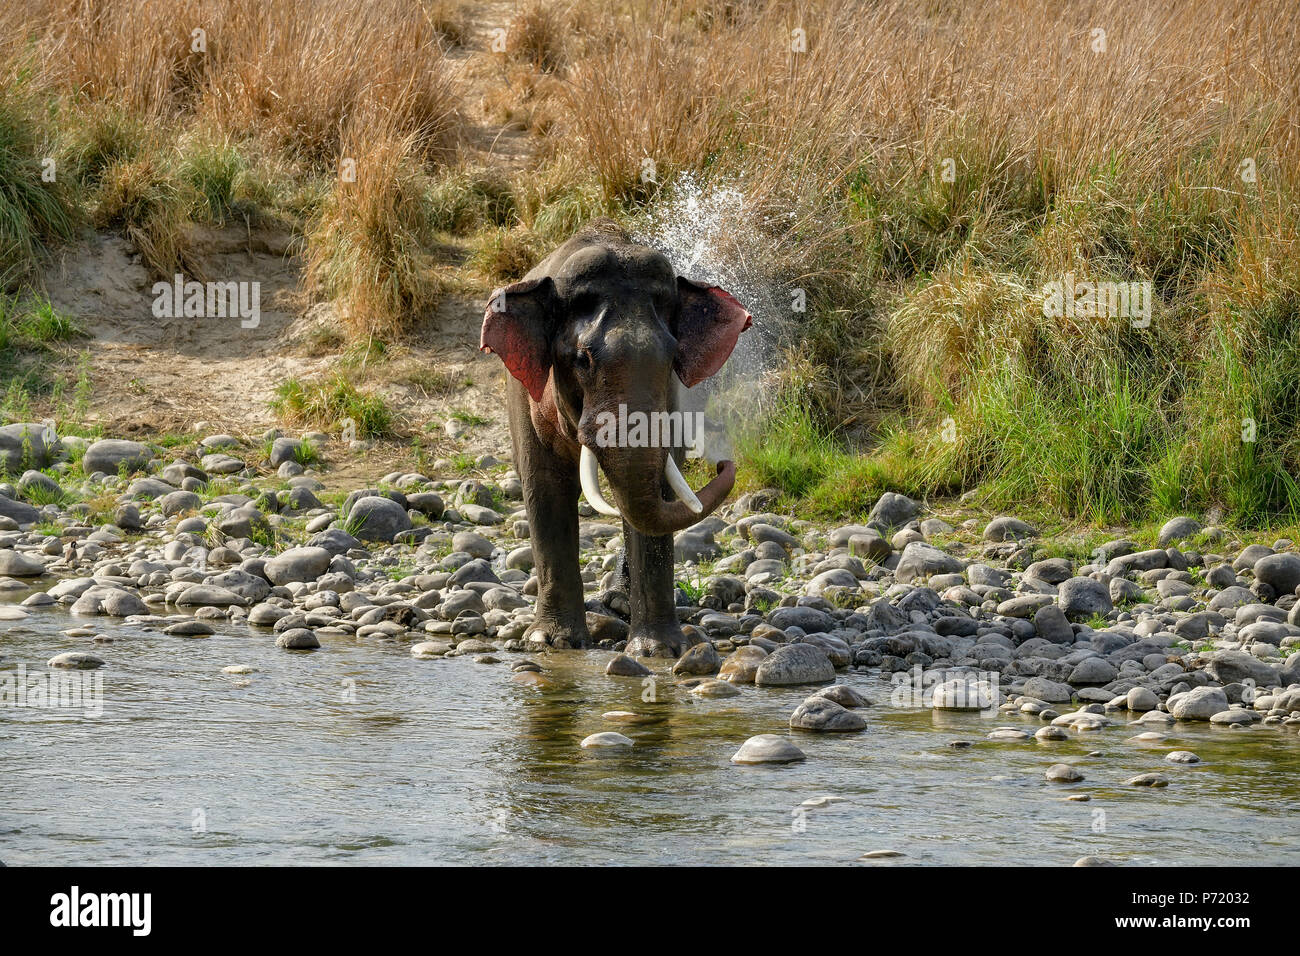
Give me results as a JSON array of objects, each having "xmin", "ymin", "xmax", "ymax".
[
  {"xmin": 178, "ymin": 136, "xmax": 245, "ymax": 224},
  {"xmin": 270, "ymin": 375, "xmax": 395, "ymax": 438},
  {"xmin": 0, "ymin": 80, "xmax": 77, "ymax": 288},
  {"xmin": 53, "ymin": 101, "xmax": 146, "ymax": 188},
  {"xmin": 450, "ymin": 409, "xmax": 489, "ymax": 426},
  {"xmin": 0, "ymin": 294, "xmax": 83, "ymax": 404},
  {"xmin": 426, "ymin": 166, "xmax": 516, "ymax": 234},
  {"xmin": 735, "ymin": 398, "xmax": 842, "ymax": 503}
]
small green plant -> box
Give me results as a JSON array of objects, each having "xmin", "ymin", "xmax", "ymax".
[
  {"xmin": 13, "ymin": 298, "xmax": 81, "ymax": 343},
  {"xmin": 676, "ymin": 578, "xmax": 704, "ymax": 603},
  {"xmin": 246, "ymin": 523, "xmax": 277, "ymax": 548},
  {"xmin": 826, "ymin": 588, "xmax": 863, "ymax": 610},
  {"xmin": 338, "ymin": 510, "xmax": 369, "ymax": 539},
  {"xmin": 450, "ymin": 409, "xmax": 490, "ymax": 426},
  {"xmin": 293, "ymin": 440, "xmax": 320, "ymax": 466},
  {"xmin": 23, "ymin": 480, "xmax": 66, "ymax": 507},
  {"xmin": 384, "ymin": 563, "xmax": 418, "ymax": 581}
]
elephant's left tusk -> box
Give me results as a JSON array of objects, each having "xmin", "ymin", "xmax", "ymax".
[
  {"xmin": 580, "ymin": 445, "xmax": 622, "ymax": 518},
  {"xmin": 664, "ymin": 454, "xmax": 704, "ymax": 514}
]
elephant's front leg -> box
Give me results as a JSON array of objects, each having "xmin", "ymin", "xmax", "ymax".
[
  {"xmin": 622, "ymin": 524, "xmax": 698, "ymax": 658},
  {"xmin": 519, "ymin": 450, "xmax": 590, "ymax": 650}
]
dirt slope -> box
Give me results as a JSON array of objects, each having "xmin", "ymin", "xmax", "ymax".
[{"xmin": 33, "ymin": 6, "xmax": 537, "ymax": 459}]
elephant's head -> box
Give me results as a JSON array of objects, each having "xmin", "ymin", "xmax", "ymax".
[{"xmin": 480, "ymin": 225, "xmax": 751, "ymax": 537}]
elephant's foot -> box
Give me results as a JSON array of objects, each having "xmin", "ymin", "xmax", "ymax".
[
  {"xmin": 624, "ymin": 623, "xmax": 700, "ymax": 659},
  {"xmin": 526, "ymin": 617, "xmax": 591, "ymax": 651}
]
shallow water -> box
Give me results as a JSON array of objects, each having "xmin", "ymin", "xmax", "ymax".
[{"xmin": 3, "ymin": 601, "xmax": 1299, "ymax": 866}]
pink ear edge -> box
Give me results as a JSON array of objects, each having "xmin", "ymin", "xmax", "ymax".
[
  {"xmin": 676, "ymin": 286, "xmax": 753, "ymax": 388},
  {"xmin": 481, "ymin": 304, "xmax": 551, "ymax": 402}
]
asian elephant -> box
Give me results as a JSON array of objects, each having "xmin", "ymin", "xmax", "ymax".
[{"xmin": 479, "ymin": 219, "xmax": 751, "ymax": 657}]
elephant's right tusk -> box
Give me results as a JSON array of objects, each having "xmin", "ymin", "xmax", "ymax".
[
  {"xmin": 580, "ymin": 445, "xmax": 622, "ymax": 518},
  {"xmin": 664, "ymin": 454, "xmax": 704, "ymax": 514}
]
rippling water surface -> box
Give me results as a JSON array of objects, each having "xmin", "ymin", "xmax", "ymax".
[{"xmin": 3, "ymin": 600, "xmax": 1298, "ymax": 865}]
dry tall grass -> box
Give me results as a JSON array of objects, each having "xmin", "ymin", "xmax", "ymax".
[
  {"xmin": 556, "ymin": 0, "xmax": 1298, "ymax": 242},
  {"xmin": 3, "ymin": 0, "xmax": 1299, "ymax": 520},
  {"xmin": 13, "ymin": 0, "xmax": 462, "ymax": 162},
  {"xmin": 304, "ymin": 125, "xmax": 445, "ymax": 342},
  {"xmin": 1, "ymin": 0, "xmax": 463, "ymax": 326}
]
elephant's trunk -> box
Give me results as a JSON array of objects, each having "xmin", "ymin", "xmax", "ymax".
[{"xmin": 584, "ymin": 444, "xmax": 735, "ymax": 537}]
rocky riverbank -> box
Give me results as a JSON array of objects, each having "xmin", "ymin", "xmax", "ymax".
[{"xmin": 3, "ymin": 423, "xmax": 1299, "ymax": 863}]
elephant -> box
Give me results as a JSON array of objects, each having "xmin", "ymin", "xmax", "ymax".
[{"xmin": 480, "ymin": 219, "xmax": 751, "ymax": 657}]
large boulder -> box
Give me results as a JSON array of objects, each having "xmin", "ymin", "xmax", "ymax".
[
  {"xmin": 932, "ymin": 676, "xmax": 997, "ymax": 711},
  {"xmin": 768, "ymin": 605, "xmax": 834, "ymax": 634},
  {"xmin": 1168, "ymin": 686, "xmax": 1230, "ymax": 720},
  {"xmin": 1208, "ymin": 586, "xmax": 1256, "ymax": 612},
  {"xmin": 307, "ymin": 528, "xmax": 362, "ymax": 556},
  {"xmin": 1157, "ymin": 516, "xmax": 1202, "ymax": 546},
  {"xmin": 829, "ymin": 524, "xmax": 879, "ymax": 548},
  {"xmin": 1022, "ymin": 676, "xmax": 1075, "ymax": 703},
  {"xmin": 127, "ymin": 477, "xmax": 175, "ymax": 500},
  {"xmin": 1253, "ymin": 553, "xmax": 1300, "ymax": 598},
  {"xmin": 719, "ymin": 645, "xmax": 768, "ymax": 684},
  {"xmin": 176, "ymin": 584, "xmax": 249, "ymax": 607},
  {"xmin": 1058, "ymin": 576, "xmax": 1113, "ymax": 619},
  {"xmin": 1033, "ymin": 604, "xmax": 1075, "ymax": 644},
  {"xmin": 789, "ymin": 697, "xmax": 867, "ymax": 732},
  {"xmin": 160, "ymin": 490, "xmax": 203, "ymax": 517},
  {"xmin": 0, "ymin": 494, "xmax": 40, "ymax": 525},
  {"xmin": 0, "ymin": 549, "xmax": 47, "ymax": 576},
  {"xmin": 672, "ymin": 641, "xmax": 721, "ymax": 676},
  {"xmin": 263, "ymin": 546, "xmax": 332, "ymax": 586},
  {"xmin": 754, "ymin": 643, "xmax": 835, "ymax": 686},
  {"xmin": 1067, "ymin": 657, "xmax": 1118, "ymax": 685},
  {"xmin": 0, "ymin": 422, "xmax": 60, "ymax": 472},
  {"xmin": 868, "ymin": 492, "xmax": 918, "ymax": 529},
  {"xmin": 895, "ymin": 541, "xmax": 963, "ymax": 584},
  {"xmin": 82, "ymin": 439, "xmax": 152, "ymax": 476},
  {"xmin": 1104, "ymin": 549, "xmax": 1168, "ymax": 577},
  {"xmin": 268, "ymin": 437, "xmax": 306, "ymax": 467},
  {"xmin": 216, "ymin": 505, "xmax": 270, "ymax": 539},
  {"xmin": 406, "ymin": 492, "xmax": 446, "ymax": 520},
  {"xmin": 1233, "ymin": 545, "xmax": 1274, "ymax": 571},
  {"xmin": 345, "ymin": 495, "xmax": 412, "ymax": 542},
  {"xmin": 1203, "ymin": 649, "xmax": 1279, "ymax": 686},
  {"xmin": 983, "ymin": 516, "xmax": 1037, "ymax": 541},
  {"xmin": 730, "ymin": 734, "xmax": 806, "ymax": 765}
]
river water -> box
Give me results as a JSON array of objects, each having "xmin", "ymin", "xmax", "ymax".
[{"xmin": 3, "ymin": 601, "xmax": 1298, "ymax": 865}]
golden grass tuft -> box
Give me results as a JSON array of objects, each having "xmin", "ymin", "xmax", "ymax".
[
  {"xmin": 506, "ymin": 2, "xmax": 569, "ymax": 73},
  {"xmin": 304, "ymin": 127, "xmax": 444, "ymax": 340}
]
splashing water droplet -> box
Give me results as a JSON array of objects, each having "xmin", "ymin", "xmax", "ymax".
[{"xmin": 633, "ymin": 174, "xmax": 787, "ymax": 464}]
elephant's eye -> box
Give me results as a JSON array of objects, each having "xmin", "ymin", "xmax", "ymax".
[{"xmin": 574, "ymin": 347, "xmax": 593, "ymax": 371}]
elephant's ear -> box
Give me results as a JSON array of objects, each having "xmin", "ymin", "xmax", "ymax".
[
  {"xmin": 673, "ymin": 277, "xmax": 752, "ymax": 387},
  {"xmin": 481, "ymin": 277, "xmax": 557, "ymax": 401}
]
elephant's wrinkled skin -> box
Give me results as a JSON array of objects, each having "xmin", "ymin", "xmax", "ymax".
[{"xmin": 480, "ymin": 219, "xmax": 751, "ymax": 657}]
